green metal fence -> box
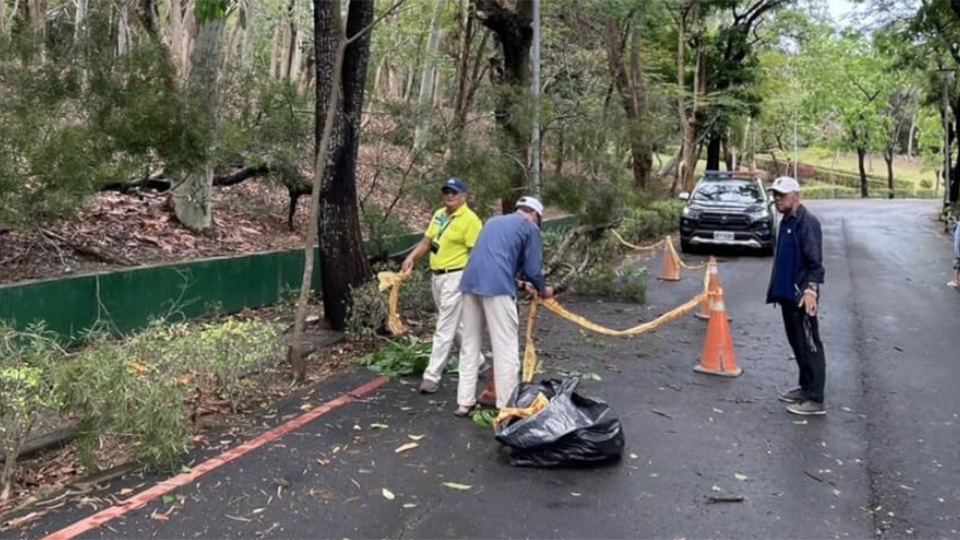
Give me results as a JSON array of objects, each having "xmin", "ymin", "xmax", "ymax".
[{"xmin": 0, "ymin": 216, "xmax": 578, "ymax": 341}]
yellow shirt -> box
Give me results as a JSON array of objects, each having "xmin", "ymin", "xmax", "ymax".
[{"xmin": 424, "ymin": 204, "xmax": 483, "ymax": 271}]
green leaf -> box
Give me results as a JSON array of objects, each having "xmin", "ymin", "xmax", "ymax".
[{"xmin": 162, "ymin": 495, "xmax": 176, "ymax": 505}]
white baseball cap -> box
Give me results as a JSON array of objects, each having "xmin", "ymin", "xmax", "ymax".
[
  {"xmin": 515, "ymin": 196, "xmax": 544, "ymax": 216},
  {"xmin": 769, "ymin": 176, "xmax": 801, "ymax": 194}
]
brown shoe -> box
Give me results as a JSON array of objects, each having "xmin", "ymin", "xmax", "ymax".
[{"xmin": 419, "ymin": 379, "xmax": 439, "ymax": 394}]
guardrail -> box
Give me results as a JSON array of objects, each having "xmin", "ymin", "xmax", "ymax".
[{"xmin": 0, "ymin": 216, "xmax": 578, "ymax": 341}]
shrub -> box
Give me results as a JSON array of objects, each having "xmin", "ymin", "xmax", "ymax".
[
  {"xmin": 0, "ymin": 323, "xmax": 64, "ymax": 499},
  {"xmin": 57, "ymin": 318, "xmax": 282, "ymax": 471},
  {"xmin": 920, "ymin": 179, "xmax": 933, "ymax": 190},
  {"xmin": 620, "ymin": 209, "xmax": 663, "ymax": 242},
  {"xmin": 348, "ymin": 265, "xmax": 436, "ymax": 340},
  {"xmin": 346, "ymin": 279, "xmax": 389, "ymax": 339},
  {"xmin": 571, "ymin": 265, "xmax": 647, "ymax": 304},
  {"xmin": 649, "ymin": 200, "xmax": 685, "ymax": 232}
]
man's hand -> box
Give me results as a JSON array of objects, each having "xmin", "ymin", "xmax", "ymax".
[
  {"xmin": 524, "ymin": 282, "xmax": 537, "ymax": 296},
  {"xmin": 800, "ymin": 291, "xmax": 818, "ymax": 317},
  {"xmin": 401, "ymin": 257, "xmax": 415, "ymax": 274},
  {"xmin": 541, "ymin": 286, "xmax": 554, "ymax": 299}
]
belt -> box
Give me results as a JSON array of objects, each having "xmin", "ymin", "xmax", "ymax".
[{"xmin": 431, "ymin": 267, "xmax": 465, "ymax": 276}]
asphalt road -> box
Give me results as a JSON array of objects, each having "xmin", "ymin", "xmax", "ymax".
[{"xmin": 12, "ymin": 199, "xmax": 960, "ymax": 540}]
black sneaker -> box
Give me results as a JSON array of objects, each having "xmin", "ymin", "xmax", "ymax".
[
  {"xmin": 786, "ymin": 400, "xmax": 826, "ymax": 416},
  {"xmin": 778, "ymin": 387, "xmax": 806, "ymax": 403}
]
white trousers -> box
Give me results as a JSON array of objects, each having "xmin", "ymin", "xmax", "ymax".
[
  {"xmin": 458, "ymin": 294, "xmax": 519, "ymax": 409},
  {"xmin": 422, "ymin": 271, "xmax": 464, "ymax": 383}
]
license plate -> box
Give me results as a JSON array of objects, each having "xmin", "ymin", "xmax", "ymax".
[{"xmin": 713, "ymin": 231, "xmax": 735, "ymax": 242}]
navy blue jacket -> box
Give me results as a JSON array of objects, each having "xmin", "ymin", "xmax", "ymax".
[{"xmin": 766, "ymin": 205, "xmax": 825, "ymax": 304}]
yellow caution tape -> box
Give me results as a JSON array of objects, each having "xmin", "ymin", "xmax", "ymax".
[
  {"xmin": 610, "ymin": 229, "xmax": 705, "ymax": 271},
  {"xmin": 520, "ymin": 265, "xmax": 714, "ymax": 382},
  {"xmin": 377, "ymin": 270, "xmax": 411, "ymax": 335},
  {"xmin": 610, "ymin": 229, "xmax": 666, "ymax": 252},
  {"xmin": 493, "ymin": 392, "xmax": 550, "ymax": 431},
  {"xmin": 664, "ymin": 235, "xmax": 706, "ymax": 271}
]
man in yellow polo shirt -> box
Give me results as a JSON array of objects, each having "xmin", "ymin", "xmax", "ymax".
[{"xmin": 402, "ymin": 178, "xmax": 483, "ymax": 393}]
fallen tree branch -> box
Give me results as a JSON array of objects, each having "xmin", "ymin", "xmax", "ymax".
[
  {"xmin": 212, "ymin": 164, "xmax": 272, "ymax": 187},
  {"xmin": 39, "ymin": 229, "xmax": 137, "ymax": 267},
  {"xmin": 545, "ymin": 221, "xmax": 618, "ymax": 277},
  {"xmin": 101, "ymin": 165, "xmax": 274, "ymax": 193}
]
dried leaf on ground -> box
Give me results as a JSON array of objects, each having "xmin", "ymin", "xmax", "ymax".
[
  {"xmin": 442, "ymin": 482, "xmax": 473, "ymax": 491},
  {"xmin": 381, "ymin": 488, "xmax": 395, "ymax": 500},
  {"xmin": 395, "ymin": 442, "xmax": 419, "ymax": 454}
]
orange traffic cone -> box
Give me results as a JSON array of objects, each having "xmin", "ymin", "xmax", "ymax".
[
  {"xmin": 695, "ymin": 257, "xmax": 721, "ymax": 320},
  {"xmin": 658, "ymin": 236, "xmax": 681, "ymax": 281},
  {"xmin": 694, "ymin": 290, "xmax": 742, "ymax": 377}
]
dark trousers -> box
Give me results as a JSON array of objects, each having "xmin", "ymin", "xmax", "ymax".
[{"xmin": 780, "ymin": 302, "xmax": 826, "ymax": 403}]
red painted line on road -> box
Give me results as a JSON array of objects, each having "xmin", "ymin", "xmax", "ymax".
[{"xmin": 41, "ymin": 375, "xmax": 391, "ymax": 540}]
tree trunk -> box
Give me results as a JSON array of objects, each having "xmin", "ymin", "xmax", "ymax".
[
  {"xmin": 857, "ymin": 146, "xmax": 869, "ymax": 198},
  {"xmin": 28, "ymin": 0, "xmax": 43, "ymax": 35},
  {"xmin": 172, "ymin": 13, "xmax": 226, "ymax": 232},
  {"xmin": 706, "ymin": 135, "xmax": 721, "ymax": 171},
  {"xmin": 477, "ymin": 0, "xmax": 534, "ymax": 211},
  {"xmin": 658, "ymin": 145, "xmax": 682, "ymax": 180},
  {"xmin": 181, "ymin": 1, "xmax": 197, "ymax": 77},
  {"xmin": 223, "ymin": 15, "xmax": 243, "ymax": 70},
  {"xmin": 316, "ymin": 0, "xmax": 374, "ymax": 332},
  {"xmin": 269, "ymin": 23, "xmax": 283, "ymax": 78},
  {"xmin": 0, "ymin": 0, "xmax": 7, "ymax": 37},
  {"xmin": 168, "ymin": 0, "xmax": 184, "ymax": 70},
  {"xmin": 678, "ymin": 0, "xmax": 701, "ymax": 194},
  {"xmin": 451, "ymin": 0, "xmax": 475, "ymax": 138},
  {"xmin": 241, "ymin": 1, "xmax": 256, "ymax": 70},
  {"xmin": 74, "ymin": 0, "xmax": 88, "ymax": 42},
  {"xmin": 413, "ymin": 0, "xmax": 446, "ymax": 150},
  {"xmin": 404, "ymin": 35, "xmax": 424, "ymax": 103},
  {"xmin": 604, "ymin": 17, "xmax": 650, "ymax": 192},
  {"xmin": 723, "ymin": 138, "xmax": 733, "ymax": 171},
  {"xmin": 291, "ymin": 0, "xmax": 347, "ymax": 381},
  {"xmin": 282, "ymin": 0, "xmax": 298, "ymax": 81},
  {"xmin": 117, "ymin": 2, "xmax": 131, "ymax": 55},
  {"xmin": 884, "ymin": 147, "xmax": 894, "ymax": 199},
  {"xmin": 907, "ymin": 110, "xmax": 917, "ymax": 160}
]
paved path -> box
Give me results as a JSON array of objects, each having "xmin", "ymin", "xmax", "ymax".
[{"xmin": 11, "ymin": 199, "xmax": 960, "ymax": 540}]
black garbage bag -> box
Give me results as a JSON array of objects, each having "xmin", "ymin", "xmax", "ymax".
[{"xmin": 495, "ymin": 377, "xmax": 624, "ymax": 467}]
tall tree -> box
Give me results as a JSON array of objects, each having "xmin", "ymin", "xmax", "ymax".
[
  {"xmin": 413, "ymin": 0, "xmax": 446, "ymax": 150},
  {"xmin": 170, "ymin": 1, "xmax": 229, "ymax": 231},
  {"xmin": 703, "ymin": 0, "xmax": 787, "ymax": 171},
  {"xmin": 316, "ymin": 0, "xmax": 375, "ymax": 331},
  {"xmin": 678, "ymin": 0, "xmax": 704, "ymax": 193},
  {"xmin": 476, "ymin": 0, "xmax": 534, "ymax": 211},
  {"xmin": 603, "ymin": 3, "xmax": 652, "ymax": 191}
]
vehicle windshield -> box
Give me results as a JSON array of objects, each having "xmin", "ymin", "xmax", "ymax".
[{"xmin": 692, "ymin": 181, "xmax": 764, "ymax": 204}]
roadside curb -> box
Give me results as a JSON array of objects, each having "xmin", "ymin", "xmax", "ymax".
[{"xmin": 40, "ymin": 375, "xmax": 391, "ymax": 540}]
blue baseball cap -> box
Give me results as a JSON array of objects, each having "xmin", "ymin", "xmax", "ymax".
[{"xmin": 441, "ymin": 177, "xmax": 467, "ymax": 194}]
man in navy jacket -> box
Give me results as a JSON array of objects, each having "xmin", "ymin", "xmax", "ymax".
[{"xmin": 767, "ymin": 177, "xmax": 827, "ymax": 416}]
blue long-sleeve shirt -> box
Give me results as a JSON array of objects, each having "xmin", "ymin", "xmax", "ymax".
[{"xmin": 459, "ymin": 213, "xmax": 546, "ymax": 298}]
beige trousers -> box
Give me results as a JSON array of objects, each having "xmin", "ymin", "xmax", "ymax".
[
  {"xmin": 422, "ymin": 271, "xmax": 464, "ymax": 383},
  {"xmin": 458, "ymin": 294, "xmax": 519, "ymax": 409}
]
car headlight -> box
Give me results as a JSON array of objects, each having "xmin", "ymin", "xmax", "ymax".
[
  {"xmin": 682, "ymin": 207, "xmax": 701, "ymax": 219},
  {"xmin": 749, "ymin": 208, "xmax": 770, "ymax": 221}
]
